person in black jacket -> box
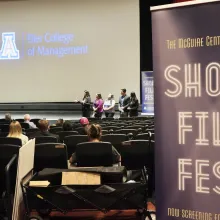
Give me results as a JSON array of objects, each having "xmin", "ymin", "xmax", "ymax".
[
  {"xmin": 30, "ymin": 119, "xmax": 60, "ymax": 142},
  {"xmin": 81, "ymin": 90, "xmax": 91, "ymax": 118},
  {"xmin": 128, "ymin": 92, "xmax": 139, "ymax": 117},
  {"xmin": 118, "ymin": 88, "xmax": 130, "ymax": 117}
]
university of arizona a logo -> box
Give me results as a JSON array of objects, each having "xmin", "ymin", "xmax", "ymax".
[{"xmin": 0, "ymin": 32, "xmax": 20, "ymax": 60}]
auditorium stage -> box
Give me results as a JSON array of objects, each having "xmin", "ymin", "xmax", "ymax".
[{"xmin": 0, "ymin": 103, "xmax": 141, "ymax": 123}]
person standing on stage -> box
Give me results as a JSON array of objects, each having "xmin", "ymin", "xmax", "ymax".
[
  {"xmin": 118, "ymin": 88, "xmax": 130, "ymax": 117},
  {"xmin": 127, "ymin": 92, "xmax": 139, "ymax": 117},
  {"xmin": 93, "ymin": 93, "xmax": 104, "ymax": 119},
  {"xmin": 81, "ymin": 90, "xmax": 91, "ymax": 118},
  {"xmin": 103, "ymin": 94, "xmax": 115, "ymax": 118}
]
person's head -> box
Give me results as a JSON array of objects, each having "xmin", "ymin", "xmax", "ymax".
[
  {"xmin": 5, "ymin": 113, "xmax": 11, "ymax": 122},
  {"xmin": 24, "ymin": 114, "xmax": 31, "ymax": 122},
  {"xmin": 38, "ymin": 119, "xmax": 49, "ymax": 132},
  {"xmin": 87, "ymin": 124, "xmax": 102, "ymax": 141},
  {"xmin": 84, "ymin": 90, "xmax": 90, "ymax": 98},
  {"xmin": 56, "ymin": 118, "xmax": 64, "ymax": 127},
  {"xmin": 9, "ymin": 121, "xmax": 22, "ymax": 136},
  {"xmin": 63, "ymin": 120, "xmax": 73, "ymax": 131},
  {"xmin": 79, "ymin": 117, "xmax": 89, "ymax": 127},
  {"xmin": 130, "ymin": 92, "xmax": 137, "ymax": 99},
  {"xmin": 121, "ymin": 89, "xmax": 126, "ymax": 96},
  {"xmin": 107, "ymin": 93, "xmax": 114, "ymax": 100},
  {"xmin": 96, "ymin": 93, "xmax": 102, "ymax": 100}
]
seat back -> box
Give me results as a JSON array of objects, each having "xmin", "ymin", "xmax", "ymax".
[
  {"xmin": 35, "ymin": 136, "xmax": 58, "ymax": 144},
  {"xmin": 76, "ymin": 142, "xmax": 113, "ymax": 167},
  {"xmin": 26, "ymin": 128, "xmax": 39, "ymax": 138},
  {"xmin": 150, "ymin": 133, "xmax": 155, "ymax": 141},
  {"xmin": 0, "ymin": 144, "xmax": 20, "ymax": 196},
  {"xmin": 0, "ymin": 137, "xmax": 22, "ymax": 146},
  {"xmin": 101, "ymin": 134, "xmax": 128, "ymax": 153},
  {"xmin": 20, "ymin": 122, "xmax": 30, "ymax": 130},
  {"xmin": 49, "ymin": 127, "xmax": 63, "ymax": 134},
  {"xmin": 34, "ymin": 143, "xmax": 68, "ymax": 172},
  {"xmin": 101, "ymin": 130, "xmax": 109, "ymax": 135},
  {"xmin": 15, "ymin": 119, "xmax": 24, "ymax": 123},
  {"xmin": 102, "ymin": 126, "xmax": 119, "ymax": 131},
  {"xmin": 118, "ymin": 129, "xmax": 138, "ymax": 136},
  {"xmin": 57, "ymin": 131, "xmax": 78, "ymax": 142},
  {"xmin": 0, "ymin": 124, "xmax": 9, "ymax": 132},
  {"xmin": 64, "ymin": 135, "xmax": 88, "ymax": 157},
  {"xmin": 102, "ymin": 117, "xmax": 114, "ymax": 121},
  {"xmin": 30, "ymin": 119, "xmax": 41, "ymax": 127},
  {"xmin": 75, "ymin": 127, "xmax": 87, "ymax": 135},
  {"xmin": 121, "ymin": 140, "xmax": 152, "ymax": 170},
  {"xmin": 135, "ymin": 133, "xmax": 150, "ymax": 141}
]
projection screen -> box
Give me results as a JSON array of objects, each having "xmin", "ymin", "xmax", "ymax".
[{"xmin": 0, "ymin": 0, "xmax": 140, "ymax": 102}]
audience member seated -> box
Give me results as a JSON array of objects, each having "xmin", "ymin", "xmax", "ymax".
[
  {"xmin": 7, "ymin": 121, "xmax": 28, "ymax": 145},
  {"xmin": 56, "ymin": 118, "xmax": 64, "ymax": 127},
  {"xmin": 24, "ymin": 114, "xmax": 37, "ymax": 129},
  {"xmin": 70, "ymin": 124, "xmax": 121, "ymax": 165},
  {"xmin": 79, "ymin": 117, "xmax": 89, "ymax": 135},
  {"xmin": 63, "ymin": 120, "xmax": 73, "ymax": 131},
  {"xmin": 5, "ymin": 113, "xmax": 12, "ymax": 123},
  {"xmin": 30, "ymin": 119, "xmax": 60, "ymax": 141}
]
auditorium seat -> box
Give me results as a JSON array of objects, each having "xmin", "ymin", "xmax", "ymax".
[
  {"xmin": 34, "ymin": 143, "xmax": 68, "ymax": 172},
  {"xmin": 102, "ymin": 117, "xmax": 114, "ymax": 121},
  {"xmin": 35, "ymin": 136, "xmax": 58, "ymax": 144},
  {"xmin": 116, "ymin": 129, "xmax": 138, "ymax": 137},
  {"xmin": 101, "ymin": 126, "xmax": 119, "ymax": 132},
  {"xmin": 135, "ymin": 133, "xmax": 150, "ymax": 141},
  {"xmin": 49, "ymin": 127, "xmax": 63, "ymax": 134},
  {"xmin": 0, "ymin": 124, "xmax": 9, "ymax": 133},
  {"xmin": 101, "ymin": 134, "xmax": 128, "ymax": 153},
  {"xmin": 20, "ymin": 122, "xmax": 30, "ymax": 130},
  {"xmin": 26, "ymin": 128, "xmax": 39, "ymax": 138},
  {"xmin": 64, "ymin": 135, "xmax": 88, "ymax": 157},
  {"xmin": 126, "ymin": 125, "xmax": 145, "ymax": 131},
  {"xmin": 75, "ymin": 142, "xmax": 113, "ymax": 167},
  {"xmin": 57, "ymin": 131, "xmax": 78, "ymax": 142},
  {"xmin": 30, "ymin": 119, "xmax": 41, "ymax": 127},
  {"xmin": 147, "ymin": 129, "xmax": 154, "ymax": 134},
  {"xmin": 101, "ymin": 130, "xmax": 109, "ymax": 135},
  {"xmin": 0, "ymin": 144, "xmax": 20, "ymax": 219},
  {"xmin": 0, "ymin": 132, "xmax": 9, "ymax": 137},
  {"xmin": 0, "ymin": 137, "xmax": 22, "ymax": 146},
  {"xmin": 120, "ymin": 140, "xmax": 152, "ymax": 170},
  {"xmin": 150, "ymin": 133, "xmax": 155, "ymax": 141},
  {"xmin": 15, "ymin": 119, "xmax": 24, "ymax": 123},
  {"xmin": 75, "ymin": 127, "xmax": 87, "ymax": 135}
]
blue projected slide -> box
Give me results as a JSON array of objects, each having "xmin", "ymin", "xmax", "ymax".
[{"xmin": 0, "ymin": 32, "xmax": 88, "ymax": 60}]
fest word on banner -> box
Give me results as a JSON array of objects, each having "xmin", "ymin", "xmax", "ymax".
[
  {"xmin": 151, "ymin": 1, "xmax": 220, "ymax": 219},
  {"xmin": 141, "ymin": 71, "xmax": 154, "ymax": 115}
]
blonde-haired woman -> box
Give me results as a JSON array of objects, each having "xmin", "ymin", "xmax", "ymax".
[{"xmin": 7, "ymin": 121, "xmax": 28, "ymax": 145}]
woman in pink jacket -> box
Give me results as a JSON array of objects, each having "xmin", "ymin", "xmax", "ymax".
[{"xmin": 93, "ymin": 93, "xmax": 104, "ymax": 119}]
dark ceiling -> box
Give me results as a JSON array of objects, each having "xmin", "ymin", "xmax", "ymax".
[{"xmin": 140, "ymin": 0, "xmax": 172, "ymax": 71}]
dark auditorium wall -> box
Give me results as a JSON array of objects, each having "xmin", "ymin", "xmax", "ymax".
[{"xmin": 139, "ymin": 0, "xmax": 172, "ymax": 72}]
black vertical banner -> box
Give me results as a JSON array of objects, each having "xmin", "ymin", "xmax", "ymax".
[{"xmin": 152, "ymin": 1, "xmax": 220, "ymax": 219}]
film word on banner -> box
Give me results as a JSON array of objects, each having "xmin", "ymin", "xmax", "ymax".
[
  {"xmin": 141, "ymin": 71, "xmax": 154, "ymax": 115},
  {"xmin": 151, "ymin": 1, "xmax": 220, "ymax": 219}
]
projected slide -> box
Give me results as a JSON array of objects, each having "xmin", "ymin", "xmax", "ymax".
[
  {"xmin": 0, "ymin": 32, "xmax": 88, "ymax": 59},
  {"xmin": 0, "ymin": 0, "xmax": 139, "ymax": 102}
]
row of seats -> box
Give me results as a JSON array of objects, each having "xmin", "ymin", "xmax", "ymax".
[
  {"xmin": 0, "ymin": 140, "xmax": 154, "ymax": 172},
  {"xmin": 0, "ymin": 131, "xmax": 155, "ymax": 157}
]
